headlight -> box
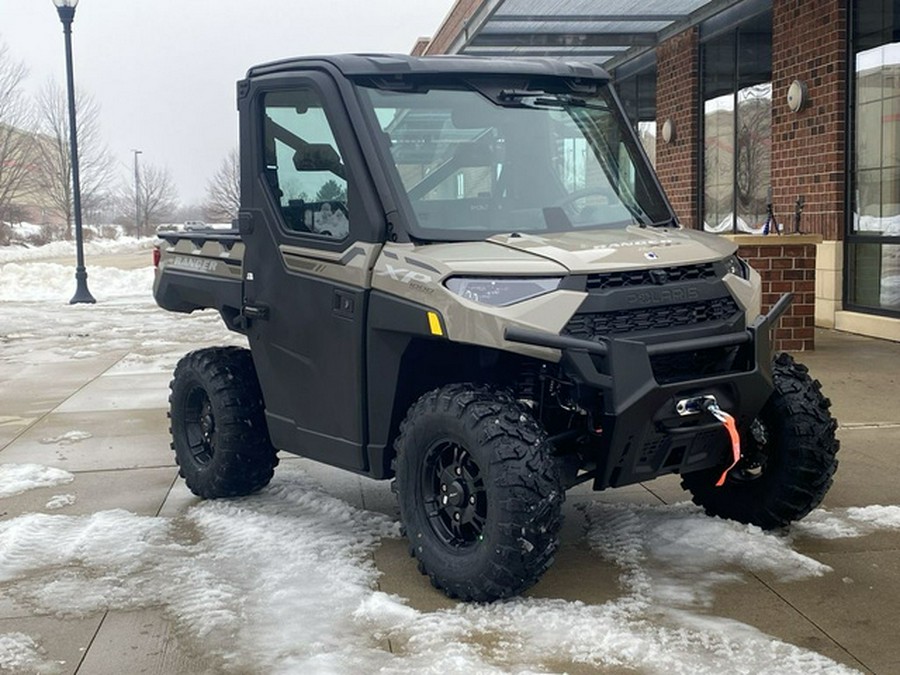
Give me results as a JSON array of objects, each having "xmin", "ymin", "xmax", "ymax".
[
  {"xmin": 444, "ymin": 277, "xmax": 562, "ymax": 306},
  {"xmin": 723, "ymin": 254, "xmax": 750, "ymax": 279}
]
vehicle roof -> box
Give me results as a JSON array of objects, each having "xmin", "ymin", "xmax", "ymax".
[{"xmin": 246, "ymin": 53, "xmax": 610, "ymax": 82}]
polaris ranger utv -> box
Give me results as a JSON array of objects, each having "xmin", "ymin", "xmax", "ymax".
[{"xmin": 154, "ymin": 54, "xmax": 838, "ymax": 601}]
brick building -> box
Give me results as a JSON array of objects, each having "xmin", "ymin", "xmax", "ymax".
[{"xmin": 416, "ymin": 0, "xmax": 900, "ymax": 345}]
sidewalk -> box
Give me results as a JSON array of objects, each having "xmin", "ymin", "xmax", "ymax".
[{"xmin": 0, "ymin": 324, "xmax": 898, "ymax": 673}]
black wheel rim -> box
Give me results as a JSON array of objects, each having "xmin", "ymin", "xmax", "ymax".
[
  {"xmin": 421, "ymin": 440, "xmax": 487, "ymax": 548},
  {"xmin": 184, "ymin": 386, "xmax": 216, "ymax": 466}
]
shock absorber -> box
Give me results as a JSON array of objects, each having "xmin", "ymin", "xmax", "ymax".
[{"xmin": 516, "ymin": 362, "xmax": 540, "ymax": 407}]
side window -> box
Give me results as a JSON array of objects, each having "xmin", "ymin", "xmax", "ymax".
[{"xmin": 262, "ymin": 89, "xmax": 350, "ymax": 240}]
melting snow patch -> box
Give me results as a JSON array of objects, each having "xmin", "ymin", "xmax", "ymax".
[
  {"xmin": 845, "ymin": 505, "xmax": 900, "ymax": 528},
  {"xmin": 0, "ymin": 466, "xmax": 880, "ymax": 674},
  {"xmin": 0, "ymin": 632, "xmax": 62, "ymax": 674},
  {"xmin": 0, "ymin": 464, "xmax": 74, "ymax": 499},
  {"xmin": 44, "ymin": 494, "xmax": 76, "ymax": 511},
  {"xmin": 792, "ymin": 505, "xmax": 900, "ymax": 539},
  {"xmin": 39, "ymin": 431, "xmax": 93, "ymax": 446}
]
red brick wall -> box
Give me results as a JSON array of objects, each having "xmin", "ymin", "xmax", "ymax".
[
  {"xmin": 737, "ymin": 239, "xmax": 818, "ymax": 351},
  {"xmin": 655, "ymin": 28, "xmax": 701, "ymax": 229},
  {"xmin": 771, "ymin": 0, "xmax": 847, "ymax": 241}
]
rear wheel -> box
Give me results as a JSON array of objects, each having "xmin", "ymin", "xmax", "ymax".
[
  {"xmin": 681, "ymin": 353, "xmax": 839, "ymax": 529},
  {"xmin": 393, "ymin": 384, "xmax": 564, "ymax": 602},
  {"xmin": 169, "ymin": 346, "xmax": 278, "ymax": 498}
]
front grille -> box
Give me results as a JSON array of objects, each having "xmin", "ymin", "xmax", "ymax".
[
  {"xmin": 586, "ymin": 263, "xmax": 717, "ymax": 292},
  {"xmin": 563, "ymin": 296, "xmax": 740, "ymax": 338},
  {"xmin": 650, "ymin": 346, "xmax": 741, "ymax": 383}
]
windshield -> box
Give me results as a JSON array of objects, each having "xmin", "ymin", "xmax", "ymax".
[{"xmin": 359, "ymin": 80, "xmax": 672, "ymax": 240}]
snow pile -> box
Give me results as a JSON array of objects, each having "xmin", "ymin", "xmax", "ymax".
[
  {"xmin": 2, "ymin": 465, "xmax": 890, "ymax": 673},
  {"xmin": 0, "ymin": 262, "xmax": 238, "ymax": 366},
  {"xmin": 0, "ymin": 632, "xmax": 62, "ymax": 675},
  {"xmin": 0, "ymin": 263, "xmax": 154, "ymax": 302},
  {"xmin": 0, "ymin": 235, "xmax": 153, "ymax": 264},
  {"xmin": 0, "ymin": 464, "xmax": 74, "ymax": 499}
]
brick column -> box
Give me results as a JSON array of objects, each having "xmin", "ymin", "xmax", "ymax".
[
  {"xmin": 731, "ymin": 235, "xmax": 823, "ymax": 352},
  {"xmin": 655, "ymin": 28, "xmax": 701, "ymax": 229},
  {"xmin": 771, "ymin": 0, "xmax": 847, "ymax": 241}
]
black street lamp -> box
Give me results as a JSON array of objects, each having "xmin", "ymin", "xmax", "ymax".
[{"xmin": 52, "ymin": 0, "xmax": 95, "ymax": 304}]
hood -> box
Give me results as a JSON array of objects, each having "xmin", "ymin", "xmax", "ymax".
[{"xmin": 485, "ymin": 226, "xmax": 736, "ymax": 273}]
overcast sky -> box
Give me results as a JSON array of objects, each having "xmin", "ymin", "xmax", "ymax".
[{"xmin": 1, "ymin": 0, "xmax": 452, "ymax": 207}]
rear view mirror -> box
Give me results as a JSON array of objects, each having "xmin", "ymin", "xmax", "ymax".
[{"xmin": 293, "ymin": 144, "xmax": 345, "ymax": 179}]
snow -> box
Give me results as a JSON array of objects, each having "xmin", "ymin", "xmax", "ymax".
[
  {"xmin": 0, "ymin": 235, "xmax": 153, "ymax": 264},
  {"xmin": 0, "ymin": 632, "xmax": 62, "ymax": 675},
  {"xmin": 792, "ymin": 505, "xmax": 900, "ymax": 539},
  {"xmin": 45, "ymin": 494, "xmax": 76, "ymax": 510},
  {"xmin": 0, "ymin": 471, "xmax": 887, "ymax": 674},
  {"xmin": 39, "ymin": 431, "xmax": 92, "ymax": 446},
  {"xmin": 0, "ymin": 464, "xmax": 75, "ymax": 499},
  {"xmin": 1, "ymin": 242, "xmax": 897, "ymax": 673},
  {"xmin": 0, "ymin": 263, "xmax": 155, "ymax": 302}
]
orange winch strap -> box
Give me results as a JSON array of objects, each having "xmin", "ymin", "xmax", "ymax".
[{"xmin": 713, "ymin": 409, "xmax": 741, "ymax": 487}]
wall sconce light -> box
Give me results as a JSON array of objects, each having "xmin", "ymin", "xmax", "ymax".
[
  {"xmin": 662, "ymin": 118, "xmax": 675, "ymax": 143},
  {"xmin": 787, "ymin": 80, "xmax": 808, "ymax": 113}
]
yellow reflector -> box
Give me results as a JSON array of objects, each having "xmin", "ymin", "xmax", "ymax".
[{"xmin": 427, "ymin": 311, "xmax": 444, "ymax": 336}]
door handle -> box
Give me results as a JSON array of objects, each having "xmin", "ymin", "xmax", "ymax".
[
  {"xmin": 333, "ymin": 290, "xmax": 355, "ymax": 319},
  {"xmin": 242, "ymin": 303, "xmax": 269, "ymax": 321}
]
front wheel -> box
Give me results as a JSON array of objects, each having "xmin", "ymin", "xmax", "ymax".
[
  {"xmin": 682, "ymin": 353, "xmax": 839, "ymax": 529},
  {"xmin": 169, "ymin": 346, "xmax": 278, "ymax": 499},
  {"xmin": 393, "ymin": 384, "xmax": 564, "ymax": 602}
]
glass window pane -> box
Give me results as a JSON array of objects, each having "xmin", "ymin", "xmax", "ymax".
[
  {"xmin": 701, "ymin": 14, "xmax": 772, "ymax": 234},
  {"xmin": 363, "ymin": 85, "xmax": 670, "ymax": 236},
  {"xmin": 856, "ymin": 169, "xmax": 883, "ymax": 225},
  {"xmin": 704, "ymin": 93, "xmax": 735, "ymax": 232},
  {"xmin": 885, "ymin": 96, "xmax": 900, "ymax": 167},
  {"xmin": 857, "ymin": 100, "xmax": 884, "ymax": 169},
  {"xmin": 883, "ymin": 244, "xmax": 900, "ymax": 310},
  {"xmin": 850, "ymin": 0, "xmax": 900, "ymax": 318},
  {"xmin": 848, "ymin": 243, "xmax": 900, "ymax": 311},
  {"xmin": 263, "ymin": 90, "xmax": 350, "ymax": 239},
  {"xmin": 638, "ymin": 121, "xmax": 657, "ymax": 168},
  {"xmin": 736, "ymin": 83, "xmax": 772, "ymax": 233}
]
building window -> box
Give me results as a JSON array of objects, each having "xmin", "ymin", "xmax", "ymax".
[
  {"xmin": 701, "ymin": 12, "xmax": 773, "ymax": 233},
  {"xmin": 848, "ymin": 0, "xmax": 900, "ymax": 316},
  {"xmin": 616, "ymin": 68, "xmax": 657, "ymax": 168}
]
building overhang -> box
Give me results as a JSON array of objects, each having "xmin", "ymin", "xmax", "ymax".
[{"xmin": 424, "ymin": 0, "xmax": 753, "ymax": 71}]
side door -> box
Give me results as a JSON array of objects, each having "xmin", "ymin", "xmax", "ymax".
[{"xmin": 239, "ymin": 72, "xmax": 383, "ymax": 472}]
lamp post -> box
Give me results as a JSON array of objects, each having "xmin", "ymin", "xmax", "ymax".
[
  {"xmin": 52, "ymin": 0, "xmax": 95, "ymax": 304},
  {"xmin": 132, "ymin": 149, "xmax": 142, "ymax": 237}
]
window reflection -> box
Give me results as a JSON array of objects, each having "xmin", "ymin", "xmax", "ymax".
[
  {"xmin": 701, "ymin": 13, "xmax": 772, "ymax": 234},
  {"xmin": 853, "ymin": 43, "xmax": 900, "ymax": 233},
  {"xmin": 848, "ymin": 0, "xmax": 900, "ymax": 315},
  {"xmin": 616, "ymin": 68, "xmax": 657, "ymax": 168}
]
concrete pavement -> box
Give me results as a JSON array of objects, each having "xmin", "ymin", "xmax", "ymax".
[{"xmin": 0, "ymin": 324, "xmax": 898, "ymax": 673}]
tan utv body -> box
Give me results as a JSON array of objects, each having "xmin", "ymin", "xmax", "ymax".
[{"xmin": 154, "ymin": 54, "xmax": 838, "ymax": 602}]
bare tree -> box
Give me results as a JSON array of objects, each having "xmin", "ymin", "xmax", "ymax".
[
  {"xmin": 204, "ymin": 148, "xmax": 240, "ymax": 223},
  {"xmin": 120, "ymin": 162, "xmax": 179, "ymax": 235},
  {"xmin": 32, "ymin": 79, "xmax": 115, "ymax": 239},
  {"xmin": 0, "ymin": 41, "xmax": 36, "ymax": 226}
]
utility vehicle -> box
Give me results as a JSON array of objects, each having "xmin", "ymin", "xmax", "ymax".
[{"xmin": 154, "ymin": 54, "xmax": 838, "ymax": 601}]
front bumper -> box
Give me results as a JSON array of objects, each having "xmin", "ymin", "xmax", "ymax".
[{"xmin": 504, "ymin": 294, "xmax": 793, "ymax": 489}]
